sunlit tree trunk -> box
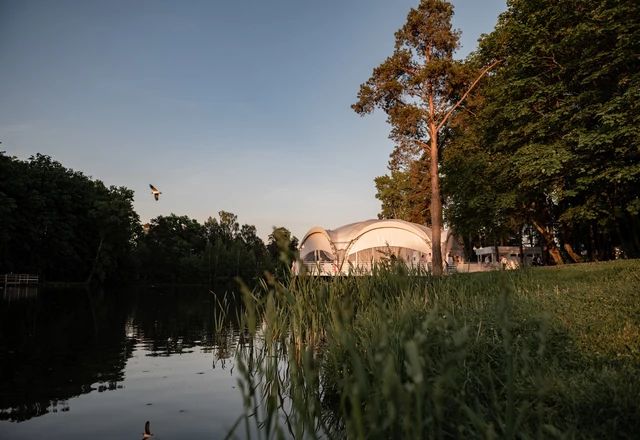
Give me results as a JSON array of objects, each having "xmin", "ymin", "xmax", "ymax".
[
  {"xmin": 531, "ymin": 218, "xmax": 564, "ymax": 265},
  {"xmin": 560, "ymin": 224, "xmax": 583, "ymax": 263},
  {"xmin": 429, "ymin": 121, "xmax": 443, "ymax": 274}
]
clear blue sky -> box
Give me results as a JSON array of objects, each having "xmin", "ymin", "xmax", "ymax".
[{"xmin": 0, "ymin": 0, "xmax": 507, "ymax": 241}]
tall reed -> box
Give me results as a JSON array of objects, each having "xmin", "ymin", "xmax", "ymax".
[{"xmin": 225, "ymin": 259, "xmax": 640, "ymax": 439}]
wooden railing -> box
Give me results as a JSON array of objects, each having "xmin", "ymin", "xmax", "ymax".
[{"xmin": 3, "ymin": 274, "xmax": 39, "ymax": 285}]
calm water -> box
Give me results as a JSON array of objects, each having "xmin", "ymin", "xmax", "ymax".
[{"xmin": 0, "ymin": 284, "xmax": 253, "ymax": 440}]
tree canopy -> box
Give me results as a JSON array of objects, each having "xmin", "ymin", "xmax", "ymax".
[
  {"xmin": 365, "ymin": 0, "xmax": 639, "ymax": 264},
  {"xmin": 456, "ymin": 0, "xmax": 637, "ymax": 261},
  {"xmin": 353, "ymin": 0, "xmax": 500, "ymax": 274},
  {"xmin": 0, "ymin": 152, "xmax": 296, "ymax": 284},
  {"xmin": 0, "ymin": 153, "xmax": 141, "ymax": 282}
]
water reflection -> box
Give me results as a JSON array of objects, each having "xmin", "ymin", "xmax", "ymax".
[
  {"xmin": 0, "ymin": 284, "xmax": 248, "ymax": 439},
  {"xmin": 0, "ymin": 287, "xmax": 133, "ymax": 422},
  {"xmin": 2, "ymin": 286, "xmax": 40, "ymax": 302}
]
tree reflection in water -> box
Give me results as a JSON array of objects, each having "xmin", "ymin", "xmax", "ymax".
[
  {"xmin": 0, "ymin": 287, "xmax": 134, "ymax": 422},
  {"xmin": 0, "ymin": 283, "xmax": 245, "ymax": 425}
]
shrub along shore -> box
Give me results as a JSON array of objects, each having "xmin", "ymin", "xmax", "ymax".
[{"xmin": 225, "ymin": 260, "xmax": 640, "ymax": 439}]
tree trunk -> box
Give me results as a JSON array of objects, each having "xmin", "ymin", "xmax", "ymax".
[
  {"xmin": 563, "ymin": 244, "xmax": 582, "ymax": 263},
  {"xmin": 86, "ymin": 236, "xmax": 104, "ymax": 284},
  {"xmin": 429, "ymin": 124, "xmax": 443, "ymax": 275},
  {"xmin": 627, "ymin": 215, "xmax": 640, "ymax": 256},
  {"xmin": 548, "ymin": 245, "xmax": 563, "ymax": 265},
  {"xmin": 560, "ymin": 223, "xmax": 583, "ymax": 263},
  {"xmin": 530, "ymin": 218, "xmax": 564, "ymax": 265},
  {"xmin": 599, "ymin": 232, "xmax": 612, "ymax": 260},
  {"xmin": 614, "ymin": 223, "xmax": 629, "ymax": 259},
  {"xmin": 519, "ymin": 224, "xmax": 525, "ymax": 266},
  {"xmin": 589, "ymin": 223, "xmax": 598, "ymax": 261}
]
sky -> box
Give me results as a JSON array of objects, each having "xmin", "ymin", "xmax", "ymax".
[{"xmin": 0, "ymin": 0, "xmax": 507, "ymax": 242}]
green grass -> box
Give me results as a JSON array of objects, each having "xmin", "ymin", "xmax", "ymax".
[{"xmin": 225, "ymin": 260, "xmax": 640, "ymax": 439}]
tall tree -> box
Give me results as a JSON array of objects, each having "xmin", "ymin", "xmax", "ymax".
[
  {"xmin": 87, "ymin": 183, "xmax": 141, "ymax": 283},
  {"xmin": 353, "ymin": 0, "xmax": 500, "ymax": 274},
  {"xmin": 140, "ymin": 214, "xmax": 206, "ymax": 283},
  {"xmin": 200, "ymin": 212, "xmax": 269, "ymax": 282}
]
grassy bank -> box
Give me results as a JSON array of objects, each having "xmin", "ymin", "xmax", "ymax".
[{"xmin": 226, "ymin": 260, "xmax": 640, "ymax": 439}]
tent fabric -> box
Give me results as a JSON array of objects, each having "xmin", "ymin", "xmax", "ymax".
[{"xmin": 298, "ymin": 219, "xmax": 465, "ymax": 273}]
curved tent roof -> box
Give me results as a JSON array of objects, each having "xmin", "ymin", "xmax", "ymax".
[
  {"xmin": 300, "ymin": 219, "xmax": 431, "ymax": 252},
  {"xmin": 299, "ymin": 219, "xmax": 464, "ymax": 273}
]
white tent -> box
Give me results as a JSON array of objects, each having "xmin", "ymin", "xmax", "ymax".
[{"xmin": 296, "ymin": 219, "xmax": 465, "ymax": 275}]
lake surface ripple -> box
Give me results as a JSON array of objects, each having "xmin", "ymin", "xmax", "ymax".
[{"xmin": 0, "ymin": 285, "xmax": 251, "ymax": 439}]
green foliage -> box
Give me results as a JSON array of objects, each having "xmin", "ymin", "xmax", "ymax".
[
  {"xmin": 442, "ymin": 0, "xmax": 640, "ymax": 261},
  {"xmin": 88, "ymin": 183, "xmax": 142, "ymax": 283},
  {"xmin": 0, "ymin": 153, "xmax": 140, "ymax": 282},
  {"xmin": 139, "ymin": 214, "xmax": 207, "ymax": 283},
  {"xmin": 229, "ymin": 260, "xmax": 640, "ymax": 439},
  {"xmin": 138, "ymin": 211, "xmax": 274, "ymax": 284},
  {"xmin": 267, "ymin": 226, "xmax": 299, "ymax": 278},
  {"xmin": 375, "ymin": 153, "xmax": 431, "ymax": 224}
]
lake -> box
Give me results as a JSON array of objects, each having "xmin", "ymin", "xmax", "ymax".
[{"xmin": 0, "ymin": 284, "xmax": 255, "ymax": 440}]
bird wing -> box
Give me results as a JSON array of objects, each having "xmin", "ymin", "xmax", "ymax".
[
  {"xmin": 145, "ymin": 421, "xmax": 151, "ymax": 435},
  {"xmin": 149, "ymin": 184, "xmax": 158, "ymax": 192},
  {"xmin": 154, "ymin": 193, "xmax": 159, "ymax": 201}
]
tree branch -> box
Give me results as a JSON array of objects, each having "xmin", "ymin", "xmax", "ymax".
[
  {"xmin": 460, "ymin": 105, "xmax": 477, "ymax": 117},
  {"xmin": 400, "ymin": 65, "xmax": 421, "ymax": 77},
  {"xmin": 412, "ymin": 139, "xmax": 431, "ymax": 153},
  {"xmin": 436, "ymin": 59, "xmax": 502, "ymax": 132},
  {"xmin": 541, "ymin": 52, "xmax": 563, "ymax": 69}
]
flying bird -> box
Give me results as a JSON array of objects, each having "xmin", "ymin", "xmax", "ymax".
[
  {"xmin": 142, "ymin": 420, "xmax": 154, "ymax": 438},
  {"xmin": 149, "ymin": 184, "xmax": 162, "ymax": 201}
]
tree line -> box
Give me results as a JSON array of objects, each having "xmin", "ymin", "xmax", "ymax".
[
  {"xmin": 361, "ymin": 0, "xmax": 639, "ymax": 265},
  {"xmin": 0, "ymin": 152, "xmax": 297, "ymax": 284}
]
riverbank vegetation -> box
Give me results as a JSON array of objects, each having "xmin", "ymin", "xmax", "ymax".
[
  {"xmin": 0, "ymin": 152, "xmax": 297, "ymax": 284},
  {"xmin": 229, "ymin": 259, "xmax": 640, "ymax": 439}
]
